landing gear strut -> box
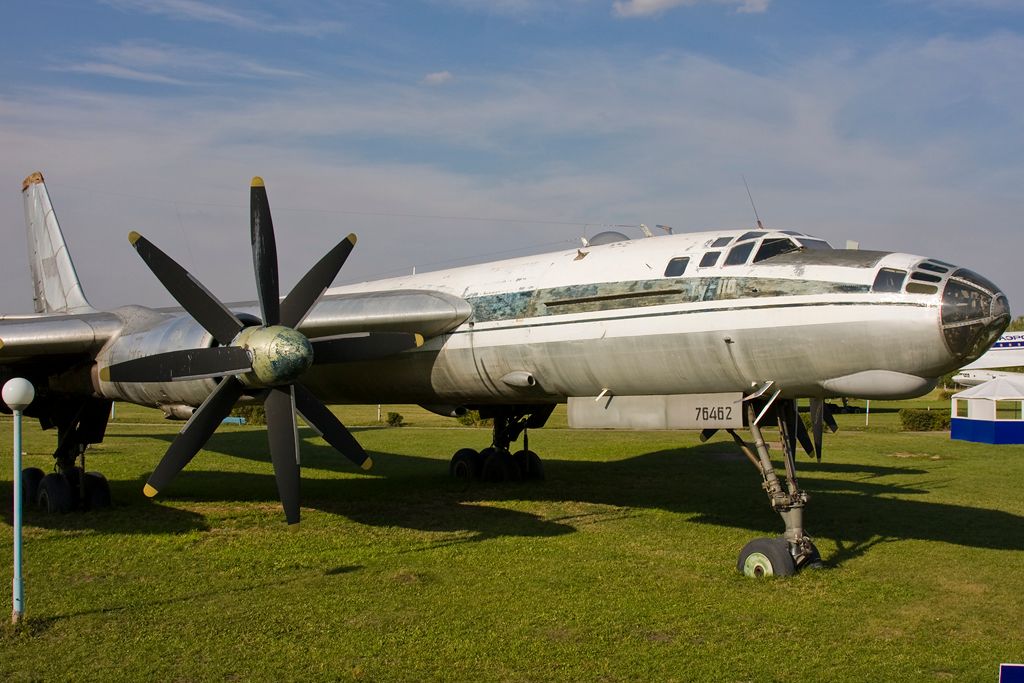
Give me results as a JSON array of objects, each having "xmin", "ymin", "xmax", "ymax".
[
  {"xmin": 28, "ymin": 396, "xmax": 113, "ymax": 513},
  {"xmin": 730, "ymin": 399, "xmax": 821, "ymax": 577},
  {"xmin": 448, "ymin": 405, "xmax": 554, "ymax": 484}
]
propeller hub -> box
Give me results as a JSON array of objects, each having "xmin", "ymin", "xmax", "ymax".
[{"xmin": 234, "ymin": 325, "xmax": 313, "ymax": 387}]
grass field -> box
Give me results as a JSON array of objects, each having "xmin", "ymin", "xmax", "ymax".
[{"xmin": 2, "ymin": 398, "xmax": 1024, "ymax": 681}]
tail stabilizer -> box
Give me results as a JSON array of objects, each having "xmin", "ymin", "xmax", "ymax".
[{"xmin": 21, "ymin": 172, "xmax": 94, "ymax": 314}]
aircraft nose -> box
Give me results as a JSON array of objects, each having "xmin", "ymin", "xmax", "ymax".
[{"xmin": 940, "ymin": 268, "xmax": 1011, "ymax": 362}]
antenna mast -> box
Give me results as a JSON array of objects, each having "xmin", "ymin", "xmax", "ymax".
[{"xmin": 742, "ymin": 175, "xmax": 764, "ymax": 230}]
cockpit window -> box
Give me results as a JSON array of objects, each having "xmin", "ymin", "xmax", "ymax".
[
  {"xmin": 724, "ymin": 241, "xmax": 755, "ymax": 266},
  {"xmin": 872, "ymin": 268, "xmax": 906, "ymax": 293},
  {"xmin": 699, "ymin": 251, "xmax": 720, "ymax": 268},
  {"xmin": 781, "ymin": 230, "xmax": 803, "ymax": 236},
  {"xmin": 664, "ymin": 257, "xmax": 689, "ymax": 277},
  {"xmin": 710, "ymin": 237, "xmax": 733, "ymax": 248},
  {"xmin": 753, "ymin": 238, "xmax": 799, "ymax": 263},
  {"xmin": 737, "ymin": 230, "xmax": 766, "ymax": 242},
  {"xmin": 797, "ymin": 238, "xmax": 833, "ymax": 251}
]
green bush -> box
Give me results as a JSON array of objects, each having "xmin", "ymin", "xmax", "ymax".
[
  {"xmin": 231, "ymin": 404, "xmax": 266, "ymax": 425},
  {"xmin": 456, "ymin": 410, "xmax": 492, "ymax": 427},
  {"xmin": 385, "ymin": 411, "xmax": 405, "ymax": 427},
  {"xmin": 899, "ymin": 408, "xmax": 951, "ymax": 431}
]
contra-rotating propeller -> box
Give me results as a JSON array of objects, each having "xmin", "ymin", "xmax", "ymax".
[{"xmin": 102, "ymin": 177, "xmax": 422, "ymax": 524}]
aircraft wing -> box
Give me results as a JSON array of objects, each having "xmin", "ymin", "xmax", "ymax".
[
  {"xmin": 219, "ymin": 289, "xmax": 472, "ymax": 339},
  {"xmin": 0, "ymin": 311, "xmax": 123, "ymax": 365},
  {"xmin": 0, "ymin": 289, "xmax": 471, "ymax": 366}
]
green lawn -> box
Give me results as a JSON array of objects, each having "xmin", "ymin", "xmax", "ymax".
[{"xmin": 2, "ymin": 399, "xmax": 1023, "ymax": 681}]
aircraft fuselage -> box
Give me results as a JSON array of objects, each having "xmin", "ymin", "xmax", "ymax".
[{"xmin": 95, "ymin": 228, "xmax": 1010, "ymax": 411}]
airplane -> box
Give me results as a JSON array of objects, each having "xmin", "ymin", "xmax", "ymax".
[
  {"xmin": 0, "ymin": 172, "xmax": 1011, "ymax": 577},
  {"xmin": 952, "ymin": 332, "xmax": 1024, "ymax": 386}
]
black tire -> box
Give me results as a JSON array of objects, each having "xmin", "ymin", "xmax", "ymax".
[
  {"xmin": 37, "ymin": 473, "xmax": 73, "ymax": 514},
  {"xmin": 512, "ymin": 450, "xmax": 544, "ymax": 481},
  {"xmin": 83, "ymin": 472, "xmax": 112, "ymax": 509},
  {"xmin": 21, "ymin": 467, "xmax": 45, "ymax": 507},
  {"xmin": 449, "ymin": 448, "xmax": 482, "ymax": 482},
  {"xmin": 481, "ymin": 449, "xmax": 519, "ymax": 483},
  {"xmin": 737, "ymin": 537, "xmax": 796, "ymax": 578}
]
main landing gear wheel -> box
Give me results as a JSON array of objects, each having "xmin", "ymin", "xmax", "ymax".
[
  {"xmin": 37, "ymin": 473, "xmax": 73, "ymax": 514},
  {"xmin": 83, "ymin": 472, "xmax": 112, "ymax": 510},
  {"xmin": 481, "ymin": 448, "xmax": 521, "ymax": 483},
  {"xmin": 447, "ymin": 406, "xmax": 554, "ymax": 484},
  {"xmin": 513, "ymin": 449, "xmax": 544, "ymax": 481},
  {"xmin": 21, "ymin": 467, "xmax": 45, "ymax": 507},
  {"xmin": 449, "ymin": 448, "xmax": 483, "ymax": 482},
  {"xmin": 737, "ymin": 538, "xmax": 796, "ymax": 578}
]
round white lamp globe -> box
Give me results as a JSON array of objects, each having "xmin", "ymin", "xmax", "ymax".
[{"xmin": 2, "ymin": 378, "xmax": 35, "ymax": 412}]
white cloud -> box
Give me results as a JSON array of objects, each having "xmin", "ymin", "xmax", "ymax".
[
  {"xmin": 911, "ymin": 0, "xmax": 1024, "ymax": 10},
  {"xmin": 55, "ymin": 42, "xmax": 309, "ymax": 86},
  {"xmin": 103, "ymin": 0, "xmax": 345, "ymax": 37},
  {"xmin": 1, "ymin": 35, "xmax": 1021, "ymax": 313},
  {"xmin": 422, "ymin": 71, "xmax": 455, "ymax": 86},
  {"xmin": 613, "ymin": 0, "xmax": 769, "ymax": 17},
  {"xmin": 63, "ymin": 62, "xmax": 187, "ymax": 85}
]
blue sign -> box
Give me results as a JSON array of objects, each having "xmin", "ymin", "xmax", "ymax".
[{"xmin": 1001, "ymin": 663, "xmax": 1024, "ymax": 682}]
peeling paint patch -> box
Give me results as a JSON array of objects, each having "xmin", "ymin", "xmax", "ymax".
[{"xmin": 468, "ymin": 277, "xmax": 870, "ymax": 323}]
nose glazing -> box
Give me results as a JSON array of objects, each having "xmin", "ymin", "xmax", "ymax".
[{"xmin": 940, "ymin": 268, "xmax": 1011, "ymax": 361}]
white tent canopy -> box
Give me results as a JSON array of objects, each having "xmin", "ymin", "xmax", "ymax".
[{"xmin": 952, "ymin": 374, "xmax": 1024, "ymax": 400}]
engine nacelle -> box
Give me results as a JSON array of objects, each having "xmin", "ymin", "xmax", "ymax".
[{"xmin": 96, "ymin": 307, "xmax": 218, "ymax": 409}]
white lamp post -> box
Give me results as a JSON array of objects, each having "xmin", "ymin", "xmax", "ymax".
[{"xmin": 4, "ymin": 378, "xmax": 35, "ymax": 625}]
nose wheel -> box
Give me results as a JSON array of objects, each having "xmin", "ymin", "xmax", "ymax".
[{"xmin": 738, "ymin": 538, "xmax": 795, "ymax": 577}]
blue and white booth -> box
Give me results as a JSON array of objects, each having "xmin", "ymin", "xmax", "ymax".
[{"xmin": 951, "ymin": 375, "xmax": 1024, "ymax": 444}]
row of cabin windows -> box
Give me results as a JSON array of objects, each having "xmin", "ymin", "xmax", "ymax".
[
  {"xmin": 662, "ymin": 237, "xmax": 824, "ymax": 277},
  {"xmin": 955, "ymin": 399, "xmax": 1023, "ymax": 420}
]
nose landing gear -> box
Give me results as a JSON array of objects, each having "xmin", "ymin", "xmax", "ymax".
[{"xmin": 729, "ymin": 399, "xmax": 823, "ymax": 577}]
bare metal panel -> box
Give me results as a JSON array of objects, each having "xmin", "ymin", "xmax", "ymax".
[
  {"xmin": 294, "ymin": 289, "xmax": 471, "ymax": 338},
  {"xmin": 0, "ymin": 312, "xmax": 122, "ymax": 362},
  {"xmin": 757, "ymin": 249, "xmax": 889, "ymax": 268}
]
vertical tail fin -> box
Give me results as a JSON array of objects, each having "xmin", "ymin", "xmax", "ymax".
[{"xmin": 21, "ymin": 172, "xmax": 94, "ymax": 314}]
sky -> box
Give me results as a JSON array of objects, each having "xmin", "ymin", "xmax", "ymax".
[{"xmin": 0, "ymin": 0, "xmax": 1021, "ymax": 314}]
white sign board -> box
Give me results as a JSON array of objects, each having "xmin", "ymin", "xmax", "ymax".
[{"xmin": 568, "ymin": 393, "xmax": 744, "ymax": 430}]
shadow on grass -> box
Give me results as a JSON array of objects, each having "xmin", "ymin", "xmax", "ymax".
[
  {"xmin": 11, "ymin": 564, "xmax": 364, "ymax": 633},
  {"xmin": 8, "ymin": 428, "xmax": 1024, "ymax": 566},
  {"xmin": 0, "ymin": 494, "xmax": 209, "ymax": 535}
]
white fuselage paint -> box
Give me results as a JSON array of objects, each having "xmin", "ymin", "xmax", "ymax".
[{"xmin": 299, "ymin": 229, "xmax": 963, "ymax": 405}]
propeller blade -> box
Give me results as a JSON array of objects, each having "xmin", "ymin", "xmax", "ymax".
[
  {"xmin": 780, "ymin": 399, "xmax": 798, "ymax": 458},
  {"xmin": 280, "ymin": 235, "xmax": 358, "ymax": 329},
  {"xmin": 129, "ymin": 232, "xmax": 244, "ymax": 345},
  {"xmin": 293, "ymin": 382, "xmax": 372, "ymax": 470},
  {"xmin": 250, "ymin": 178, "xmax": 280, "ymax": 326},
  {"xmin": 793, "ymin": 405, "xmax": 815, "ymax": 458},
  {"xmin": 311, "ymin": 332, "xmax": 424, "ymax": 365},
  {"xmin": 264, "ymin": 386, "xmax": 301, "ymax": 525},
  {"xmin": 144, "ymin": 377, "xmax": 245, "ymax": 497},
  {"xmin": 809, "ymin": 398, "xmax": 825, "ymax": 462},
  {"xmin": 101, "ymin": 346, "xmax": 252, "ymax": 383},
  {"xmin": 699, "ymin": 428, "xmax": 718, "ymax": 443},
  {"xmin": 823, "ymin": 402, "xmax": 839, "ymax": 433}
]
